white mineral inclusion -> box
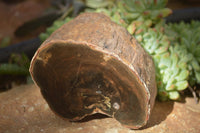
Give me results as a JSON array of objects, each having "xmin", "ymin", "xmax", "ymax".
[
  {"xmin": 96, "ymin": 90, "xmax": 102, "ymax": 94},
  {"xmin": 113, "ymin": 102, "xmax": 120, "ymax": 110}
]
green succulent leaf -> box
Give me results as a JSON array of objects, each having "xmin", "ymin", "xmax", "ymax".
[
  {"xmin": 175, "ymin": 80, "xmax": 188, "ymax": 91},
  {"xmin": 168, "ymin": 91, "xmax": 180, "ymax": 100},
  {"xmin": 194, "ymin": 71, "xmax": 200, "ymax": 83},
  {"xmin": 0, "ymin": 64, "xmax": 29, "ymax": 75},
  {"xmin": 175, "ymin": 69, "xmax": 189, "ymax": 81}
]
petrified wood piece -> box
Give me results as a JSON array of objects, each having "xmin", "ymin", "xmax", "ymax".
[{"xmin": 29, "ymin": 13, "xmax": 157, "ymax": 129}]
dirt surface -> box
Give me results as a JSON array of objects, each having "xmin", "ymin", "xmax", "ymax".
[{"xmin": 0, "ymin": 84, "xmax": 199, "ymax": 133}]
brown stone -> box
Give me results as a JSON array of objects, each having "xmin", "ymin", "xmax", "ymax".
[{"xmin": 29, "ymin": 13, "xmax": 157, "ymax": 129}]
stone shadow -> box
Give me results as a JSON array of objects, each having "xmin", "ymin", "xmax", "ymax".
[{"xmin": 141, "ymin": 100, "xmax": 174, "ymax": 129}]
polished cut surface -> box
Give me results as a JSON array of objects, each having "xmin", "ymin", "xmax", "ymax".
[{"xmin": 30, "ymin": 13, "xmax": 157, "ymax": 129}]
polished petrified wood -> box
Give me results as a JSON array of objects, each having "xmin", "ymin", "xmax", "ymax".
[{"xmin": 29, "ymin": 13, "xmax": 157, "ymax": 129}]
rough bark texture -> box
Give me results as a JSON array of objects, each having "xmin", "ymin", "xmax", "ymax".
[{"xmin": 29, "ymin": 13, "xmax": 157, "ymax": 129}]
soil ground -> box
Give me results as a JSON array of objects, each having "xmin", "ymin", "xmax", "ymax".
[{"xmin": 0, "ymin": 84, "xmax": 199, "ymax": 133}]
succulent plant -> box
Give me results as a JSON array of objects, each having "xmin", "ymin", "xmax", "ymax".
[
  {"xmin": 85, "ymin": 0, "xmax": 114, "ymax": 8},
  {"xmin": 118, "ymin": 0, "xmax": 172, "ymax": 24},
  {"xmin": 0, "ymin": 53, "xmax": 30, "ymax": 75},
  {"xmin": 165, "ymin": 21, "xmax": 200, "ymax": 86},
  {"xmin": 118, "ymin": 0, "xmax": 193, "ymax": 100},
  {"xmin": 130, "ymin": 25, "xmax": 189, "ymax": 100}
]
